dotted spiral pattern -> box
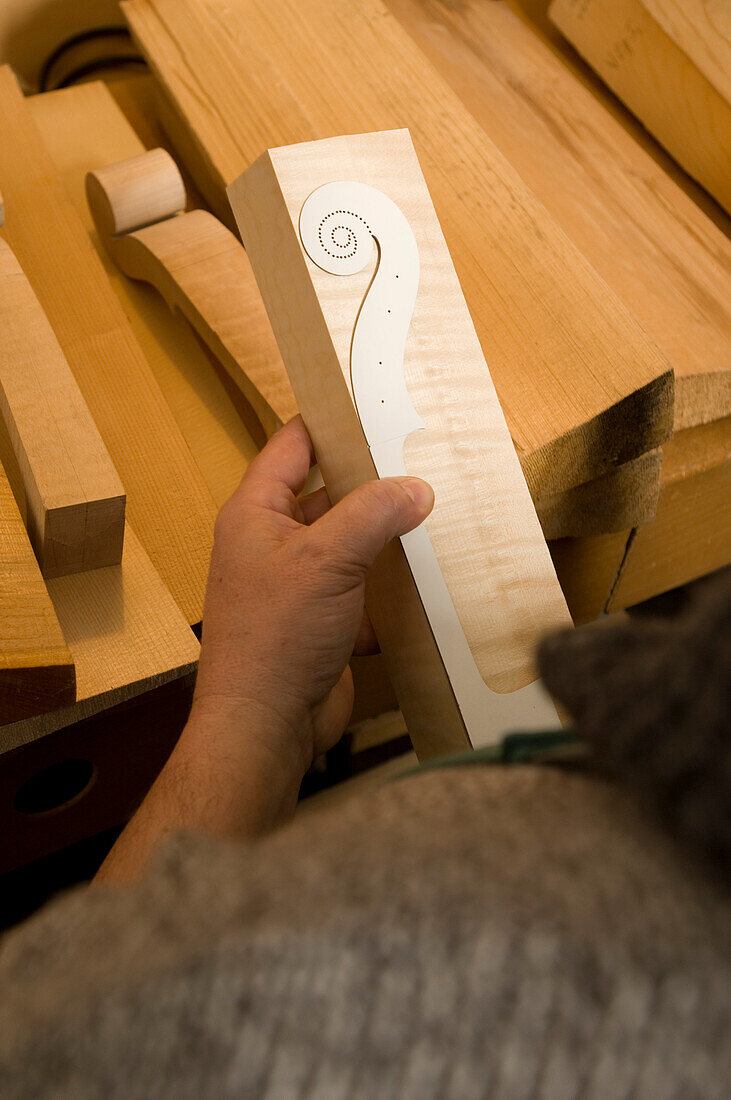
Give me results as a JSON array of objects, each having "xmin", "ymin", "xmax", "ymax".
[{"xmin": 317, "ymin": 209, "xmax": 371, "ymax": 260}]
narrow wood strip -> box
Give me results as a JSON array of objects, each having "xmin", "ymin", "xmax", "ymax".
[{"xmin": 0, "ymin": 237, "xmax": 125, "ymax": 577}]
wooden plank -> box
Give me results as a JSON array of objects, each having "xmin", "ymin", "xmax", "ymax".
[
  {"xmin": 609, "ymin": 417, "xmax": 731, "ymax": 610},
  {"xmin": 549, "ymin": 0, "xmax": 731, "ymax": 214},
  {"xmin": 123, "ymin": 0, "xmax": 674, "ymax": 503},
  {"xmin": 640, "ymin": 0, "xmax": 731, "ymax": 106},
  {"xmin": 0, "ymin": 525, "xmax": 200, "ymax": 755},
  {"xmin": 85, "ymin": 148, "xmax": 297, "ymax": 438},
  {"xmin": 28, "ymin": 80, "xmax": 260, "ymax": 510},
  {"xmin": 0, "ymin": 463, "xmax": 76, "ymax": 724},
  {"xmin": 388, "ymin": 0, "xmax": 731, "ymax": 431},
  {"xmin": 0, "ymin": 66, "xmax": 217, "ymax": 623},
  {"xmin": 0, "ymin": 235, "xmax": 125, "ymax": 577},
  {"xmin": 230, "ymin": 129, "xmax": 573, "ymax": 756}
]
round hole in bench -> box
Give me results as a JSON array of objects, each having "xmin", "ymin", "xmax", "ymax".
[{"xmin": 14, "ymin": 759, "xmax": 96, "ymax": 816}]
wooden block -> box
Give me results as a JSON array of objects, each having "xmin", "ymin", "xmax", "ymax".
[
  {"xmin": 388, "ymin": 0, "xmax": 731, "ymax": 432},
  {"xmin": 640, "ymin": 0, "xmax": 731, "ymax": 105},
  {"xmin": 0, "ymin": 235, "xmax": 125, "ymax": 577},
  {"xmin": 0, "ymin": 463, "xmax": 76, "ymax": 724},
  {"xmin": 0, "ymin": 65, "xmax": 217, "ymax": 625},
  {"xmin": 230, "ymin": 129, "xmax": 573, "ymax": 756},
  {"xmin": 549, "ymin": 0, "xmax": 731, "ymax": 214},
  {"xmin": 86, "ymin": 145, "xmax": 661, "ymax": 540},
  {"xmin": 123, "ymin": 0, "xmax": 675, "ymax": 502},
  {"xmin": 27, "ymin": 80, "xmax": 260, "ymax": 511},
  {"xmin": 86, "ymin": 148, "xmax": 296, "ymax": 439},
  {"xmin": 608, "ymin": 417, "xmax": 731, "ymax": 610},
  {"xmin": 0, "ymin": 525, "xmax": 200, "ymax": 756}
]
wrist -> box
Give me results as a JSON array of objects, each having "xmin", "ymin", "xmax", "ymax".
[{"xmin": 171, "ymin": 709, "xmax": 307, "ymax": 837}]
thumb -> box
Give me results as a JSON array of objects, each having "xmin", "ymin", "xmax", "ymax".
[{"xmin": 305, "ymin": 476, "xmax": 434, "ymax": 575}]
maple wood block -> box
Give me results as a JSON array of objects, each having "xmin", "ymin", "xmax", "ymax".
[
  {"xmin": 0, "ymin": 465, "xmax": 76, "ymax": 725},
  {"xmin": 0, "ymin": 65, "xmax": 217, "ymax": 625},
  {"xmin": 123, "ymin": 0, "xmax": 675, "ymax": 503},
  {"xmin": 0, "ymin": 237, "xmax": 125, "ymax": 577},
  {"xmin": 549, "ymin": 0, "xmax": 731, "ymax": 214},
  {"xmin": 86, "ymin": 148, "xmax": 296, "ymax": 439},
  {"xmin": 387, "ymin": 0, "xmax": 731, "ymax": 433},
  {"xmin": 230, "ymin": 129, "xmax": 573, "ymax": 756}
]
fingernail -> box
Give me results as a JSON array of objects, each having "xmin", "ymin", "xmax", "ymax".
[{"xmin": 397, "ymin": 477, "xmax": 435, "ymax": 513}]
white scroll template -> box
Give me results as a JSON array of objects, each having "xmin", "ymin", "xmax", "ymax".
[{"xmin": 299, "ymin": 181, "xmax": 559, "ymax": 745}]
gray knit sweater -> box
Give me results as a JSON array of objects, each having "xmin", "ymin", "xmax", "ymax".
[
  {"xmin": 0, "ymin": 765, "xmax": 728, "ymax": 1098},
  {"xmin": 1, "ymin": 573, "xmax": 729, "ymax": 1098}
]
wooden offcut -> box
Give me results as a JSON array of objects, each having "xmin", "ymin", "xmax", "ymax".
[
  {"xmin": 0, "ymin": 66, "xmax": 217, "ymax": 625},
  {"xmin": 0, "ymin": 235, "xmax": 125, "ymax": 577},
  {"xmin": 550, "ymin": 0, "xmax": 731, "ymax": 214},
  {"xmin": 86, "ymin": 148, "xmax": 295, "ymax": 439},
  {"xmin": 230, "ymin": 129, "xmax": 573, "ymax": 756},
  {"xmin": 123, "ymin": 0, "xmax": 674, "ymax": 502},
  {"xmin": 0, "ymin": 463, "xmax": 76, "ymax": 724},
  {"xmin": 388, "ymin": 0, "xmax": 731, "ymax": 432}
]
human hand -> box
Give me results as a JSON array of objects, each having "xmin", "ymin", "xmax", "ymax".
[
  {"xmin": 190, "ymin": 415, "xmax": 434, "ymax": 777},
  {"xmin": 96, "ymin": 417, "xmax": 433, "ymax": 881}
]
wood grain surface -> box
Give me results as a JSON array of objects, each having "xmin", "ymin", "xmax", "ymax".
[
  {"xmin": 123, "ymin": 0, "xmax": 674, "ymax": 501},
  {"xmin": 388, "ymin": 0, "xmax": 731, "ymax": 432},
  {"xmin": 640, "ymin": 0, "xmax": 731, "ymax": 105},
  {"xmin": 550, "ymin": 0, "xmax": 731, "ymax": 213}
]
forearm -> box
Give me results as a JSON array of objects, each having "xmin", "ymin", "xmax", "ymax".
[{"xmin": 95, "ymin": 712, "xmax": 305, "ymax": 885}]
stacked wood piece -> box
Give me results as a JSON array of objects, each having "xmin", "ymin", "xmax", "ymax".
[
  {"xmin": 549, "ymin": 0, "xmax": 731, "ymax": 213},
  {"xmin": 122, "ymin": 0, "xmax": 675, "ymax": 527},
  {"xmin": 388, "ymin": 0, "xmax": 731, "ymax": 433}
]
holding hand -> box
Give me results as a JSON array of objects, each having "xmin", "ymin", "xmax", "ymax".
[{"xmin": 98, "ymin": 417, "xmax": 433, "ymax": 881}]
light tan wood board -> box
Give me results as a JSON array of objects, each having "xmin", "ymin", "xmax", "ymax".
[
  {"xmin": 609, "ymin": 417, "xmax": 731, "ymax": 610},
  {"xmin": 640, "ymin": 0, "xmax": 731, "ymax": 106},
  {"xmin": 86, "ymin": 148, "xmax": 296, "ymax": 439},
  {"xmin": 549, "ymin": 0, "xmax": 731, "ymax": 214},
  {"xmin": 85, "ymin": 143, "xmax": 659, "ymax": 539},
  {"xmin": 0, "ymin": 66, "xmax": 216, "ymax": 624},
  {"xmin": 388, "ymin": 0, "xmax": 731, "ymax": 432},
  {"xmin": 123, "ymin": 0, "xmax": 675, "ymax": 503},
  {"xmin": 0, "ymin": 235, "xmax": 125, "ymax": 577},
  {"xmin": 28, "ymin": 81, "xmax": 260, "ymax": 510},
  {"xmin": 230, "ymin": 129, "xmax": 574, "ymax": 756},
  {"xmin": 0, "ymin": 525, "xmax": 200, "ymax": 755},
  {"xmin": 0, "ymin": 463, "xmax": 76, "ymax": 725}
]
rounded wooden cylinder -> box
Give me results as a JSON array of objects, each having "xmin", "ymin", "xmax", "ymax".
[{"xmin": 85, "ymin": 148, "xmax": 186, "ymax": 238}]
